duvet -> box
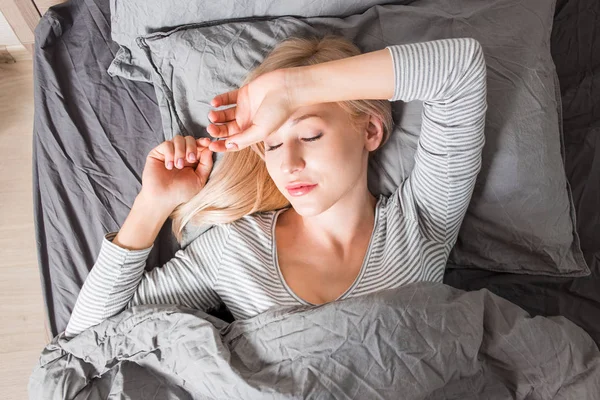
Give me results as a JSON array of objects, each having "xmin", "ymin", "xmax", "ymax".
[{"xmin": 29, "ymin": 282, "xmax": 600, "ymax": 399}]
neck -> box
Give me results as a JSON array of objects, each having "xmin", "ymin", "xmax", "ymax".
[{"xmin": 286, "ymin": 186, "xmax": 378, "ymax": 256}]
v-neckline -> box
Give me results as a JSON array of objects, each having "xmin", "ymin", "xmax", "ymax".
[{"xmin": 271, "ymin": 197, "xmax": 383, "ymax": 306}]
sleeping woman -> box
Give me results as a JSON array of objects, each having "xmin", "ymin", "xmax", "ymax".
[{"xmin": 64, "ymin": 35, "xmax": 487, "ymax": 338}]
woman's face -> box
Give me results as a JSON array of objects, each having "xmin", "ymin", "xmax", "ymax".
[{"xmin": 264, "ymin": 102, "xmax": 383, "ymax": 216}]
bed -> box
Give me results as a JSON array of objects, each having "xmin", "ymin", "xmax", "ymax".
[{"xmin": 29, "ymin": 0, "xmax": 600, "ymax": 397}]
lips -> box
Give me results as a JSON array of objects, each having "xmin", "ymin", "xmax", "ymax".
[
  {"xmin": 285, "ymin": 182, "xmax": 316, "ymax": 190},
  {"xmin": 286, "ymin": 183, "xmax": 317, "ymax": 197}
]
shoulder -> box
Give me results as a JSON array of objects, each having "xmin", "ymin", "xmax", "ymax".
[
  {"xmin": 230, "ymin": 209, "xmax": 285, "ymax": 239},
  {"xmin": 180, "ymin": 222, "xmax": 232, "ymax": 248},
  {"xmin": 184, "ymin": 209, "xmax": 285, "ymax": 246}
]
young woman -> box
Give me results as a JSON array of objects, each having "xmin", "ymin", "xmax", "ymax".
[{"xmin": 65, "ymin": 35, "xmax": 487, "ymax": 338}]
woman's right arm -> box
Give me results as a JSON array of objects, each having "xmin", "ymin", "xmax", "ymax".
[
  {"xmin": 64, "ymin": 136, "xmax": 223, "ymax": 338},
  {"xmin": 64, "ymin": 191, "xmax": 229, "ymax": 338},
  {"xmin": 64, "ymin": 192, "xmax": 165, "ymax": 338}
]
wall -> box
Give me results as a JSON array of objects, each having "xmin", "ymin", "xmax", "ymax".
[{"xmin": 0, "ymin": 10, "xmax": 20, "ymax": 46}]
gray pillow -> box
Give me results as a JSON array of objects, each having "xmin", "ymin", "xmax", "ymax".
[
  {"xmin": 107, "ymin": 0, "xmax": 407, "ymax": 82},
  {"xmin": 136, "ymin": 0, "xmax": 589, "ymax": 277}
]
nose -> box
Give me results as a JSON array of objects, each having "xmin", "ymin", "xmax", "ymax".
[{"xmin": 279, "ymin": 145, "xmax": 305, "ymax": 175}]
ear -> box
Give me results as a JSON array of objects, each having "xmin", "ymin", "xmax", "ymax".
[{"xmin": 362, "ymin": 114, "xmax": 384, "ymax": 152}]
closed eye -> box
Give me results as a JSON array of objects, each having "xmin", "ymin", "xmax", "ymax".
[{"xmin": 265, "ymin": 132, "xmax": 323, "ymax": 152}]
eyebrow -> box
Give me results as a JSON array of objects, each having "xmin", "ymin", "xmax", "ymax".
[{"xmin": 289, "ymin": 113, "xmax": 323, "ymax": 127}]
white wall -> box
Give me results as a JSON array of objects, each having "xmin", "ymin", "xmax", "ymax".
[{"xmin": 0, "ymin": 10, "xmax": 21, "ymax": 46}]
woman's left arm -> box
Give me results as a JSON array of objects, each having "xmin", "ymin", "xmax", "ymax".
[
  {"xmin": 287, "ymin": 44, "xmax": 396, "ymax": 106},
  {"xmin": 292, "ymin": 38, "xmax": 488, "ymax": 246}
]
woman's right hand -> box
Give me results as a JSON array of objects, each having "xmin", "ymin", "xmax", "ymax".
[{"xmin": 141, "ymin": 135, "xmax": 214, "ymax": 210}]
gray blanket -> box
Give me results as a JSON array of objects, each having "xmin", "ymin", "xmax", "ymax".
[{"xmin": 29, "ymin": 282, "xmax": 600, "ymax": 399}]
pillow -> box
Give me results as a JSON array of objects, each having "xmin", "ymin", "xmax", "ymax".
[
  {"xmin": 107, "ymin": 0, "xmax": 407, "ymax": 82},
  {"xmin": 137, "ymin": 0, "xmax": 589, "ymax": 277}
]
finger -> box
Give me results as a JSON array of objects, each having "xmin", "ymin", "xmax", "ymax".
[
  {"xmin": 207, "ymin": 120, "xmax": 242, "ymax": 138},
  {"xmin": 185, "ymin": 135, "xmax": 197, "ymax": 163},
  {"xmin": 195, "ymin": 137, "xmax": 210, "ymax": 160},
  {"xmin": 148, "ymin": 141, "xmax": 168, "ymax": 162},
  {"xmin": 208, "ymin": 106, "xmax": 236, "ymax": 123},
  {"xmin": 211, "ymin": 89, "xmax": 238, "ymax": 107},
  {"xmin": 195, "ymin": 147, "xmax": 214, "ymax": 183},
  {"xmin": 208, "ymin": 138, "xmax": 243, "ymax": 153},
  {"xmin": 219, "ymin": 124, "xmax": 263, "ymax": 152},
  {"xmin": 196, "ymin": 137, "xmax": 212, "ymax": 149},
  {"xmin": 173, "ymin": 135, "xmax": 186, "ymax": 169},
  {"xmin": 208, "ymin": 140, "xmax": 228, "ymax": 153},
  {"xmin": 161, "ymin": 141, "xmax": 175, "ymax": 170},
  {"xmin": 199, "ymin": 147, "xmax": 214, "ymax": 169}
]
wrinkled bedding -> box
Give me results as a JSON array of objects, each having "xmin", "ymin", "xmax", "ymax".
[
  {"xmin": 445, "ymin": 0, "xmax": 600, "ymax": 345},
  {"xmin": 30, "ymin": 2, "xmax": 600, "ymax": 398},
  {"xmin": 107, "ymin": 0, "xmax": 409, "ymax": 82},
  {"xmin": 32, "ymin": 0, "xmax": 600, "ymax": 372},
  {"xmin": 28, "ymin": 282, "xmax": 600, "ymax": 399}
]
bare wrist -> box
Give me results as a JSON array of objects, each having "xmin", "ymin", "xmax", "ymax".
[
  {"xmin": 284, "ymin": 67, "xmax": 317, "ymax": 109},
  {"xmin": 137, "ymin": 189, "xmax": 177, "ymax": 215},
  {"xmin": 283, "ymin": 48, "xmax": 395, "ymax": 106},
  {"xmin": 111, "ymin": 192, "xmax": 174, "ymax": 251}
]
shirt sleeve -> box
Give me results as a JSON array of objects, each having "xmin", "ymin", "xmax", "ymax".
[
  {"xmin": 64, "ymin": 224, "xmax": 230, "ymax": 338},
  {"xmin": 385, "ymin": 38, "xmax": 487, "ymax": 246}
]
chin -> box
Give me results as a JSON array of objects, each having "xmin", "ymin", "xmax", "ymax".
[
  {"xmin": 279, "ymin": 185, "xmax": 333, "ymax": 216},
  {"xmin": 291, "ymin": 206, "xmax": 322, "ymax": 218},
  {"xmin": 287, "ymin": 197, "xmax": 332, "ymax": 218}
]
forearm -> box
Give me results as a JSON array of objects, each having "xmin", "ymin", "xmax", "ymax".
[
  {"xmin": 288, "ymin": 38, "xmax": 487, "ymax": 108},
  {"xmin": 64, "ymin": 192, "xmax": 171, "ymax": 338},
  {"xmin": 287, "ymin": 48, "xmax": 395, "ymax": 107},
  {"xmin": 112, "ymin": 191, "xmax": 174, "ymax": 250}
]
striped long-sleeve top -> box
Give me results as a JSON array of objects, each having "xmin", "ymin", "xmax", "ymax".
[{"xmin": 65, "ymin": 37, "xmax": 487, "ymax": 338}]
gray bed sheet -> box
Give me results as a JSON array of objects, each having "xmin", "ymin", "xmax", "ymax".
[
  {"xmin": 32, "ymin": 0, "xmax": 600, "ymax": 349},
  {"xmin": 28, "ymin": 282, "xmax": 600, "ymax": 399},
  {"xmin": 132, "ymin": 0, "xmax": 588, "ymax": 278}
]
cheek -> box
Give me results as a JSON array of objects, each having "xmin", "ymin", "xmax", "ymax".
[
  {"xmin": 262, "ymin": 139, "xmax": 360, "ymax": 180},
  {"xmin": 329, "ymin": 136, "xmax": 364, "ymax": 163},
  {"xmin": 328, "ymin": 141, "xmax": 367, "ymax": 181},
  {"xmin": 310, "ymin": 148, "xmax": 356, "ymax": 181},
  {"xmin": 264, "ymin": 158, "xmax": 281, "ymax": 185},
  {"xmin": 264, "ymin": 158, "xmax": 274, "ymax": 177}
]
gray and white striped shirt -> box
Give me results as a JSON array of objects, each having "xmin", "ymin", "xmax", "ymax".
[{"xmin": 65, "ymin": 37, "xmax": 487, "ymax": 338}]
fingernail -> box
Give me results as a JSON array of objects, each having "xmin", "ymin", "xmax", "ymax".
[
  {"xmin": 225, "ymin": 142, "xmax": 237, "ymax": 150},
  {"xmin": 167, "ymin": 161, "xmax": 173, "ymax": 170},
  {"xmin": 176, "ymin": 158, "xmax": 184, "ymax": 168},
  {"xmin": 188, "ymin": 152, "xmax": 196, "ymax": 161}
]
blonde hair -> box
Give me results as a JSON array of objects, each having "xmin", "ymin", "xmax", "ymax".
[{"xmin": 170, "ymin": 34, "xmax": 394, "ymax": 243}]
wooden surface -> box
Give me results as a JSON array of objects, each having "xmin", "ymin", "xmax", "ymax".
[
  {"xmin": 0, "ymin": 58, "xmax": 50, "ymax": 399},
  {"xmin": 0, "ymin": 44, "xmax": 31, "ymax": 62},
  {"xmin": 34, "ymin": 0, "xmax": 67, "ymax": 16},
  {"xmin": 1, "ymin": 0, "xmax": 68, "ymax": 54},
  {"xmin": 0, "ymin": 0, "xmax": 41, "ymax": 46},
  {"xmin": 0, "ymin": 45, "xmax": 14, "ymax": 62}
]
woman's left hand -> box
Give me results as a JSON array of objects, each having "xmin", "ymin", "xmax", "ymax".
[{"xmin": 207, "ymin": 70, "xmax": 300, "ymax": 153}]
